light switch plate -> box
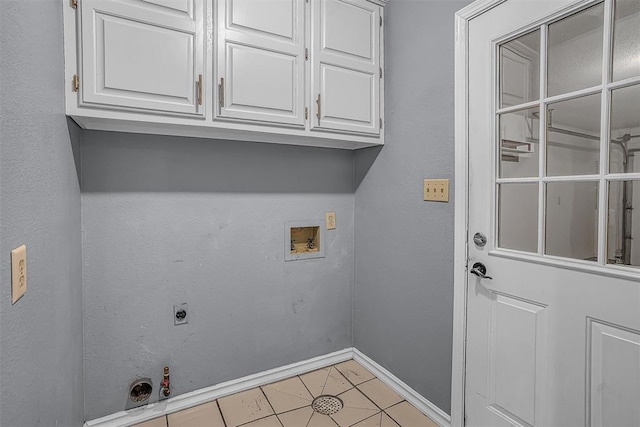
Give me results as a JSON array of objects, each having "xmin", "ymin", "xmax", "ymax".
[
  {"xmin": 424, "ymin": 179, "xmax": 450, "ymax": 202},
  {"xmin": 11, "ymin": 245, "xmax": 27, "ymax": 304},
  {"xmin": 326, "ymin": 212, "xmax": 336, "ymax": 230}
]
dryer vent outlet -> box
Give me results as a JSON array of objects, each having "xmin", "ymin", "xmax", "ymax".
[{"xmin": 129, "ymin": 378, "xmax": 153, "ymax": 403}]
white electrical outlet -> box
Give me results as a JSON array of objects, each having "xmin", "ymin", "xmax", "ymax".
[{"xmin": 326, "ymin": 212, "xmax": 336, "ymax": 230}]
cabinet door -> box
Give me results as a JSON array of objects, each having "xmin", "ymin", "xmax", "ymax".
[
  {"xmin": 311, "ymin": 0, "xmax": 381, "ymax": 135},
  {"xmin": 216, "ymin": 0, "xmax": 305, "ymax": 126},
  {"xmin": 80, "ymin": 0, "xmax": 205, "ymax": 116}
]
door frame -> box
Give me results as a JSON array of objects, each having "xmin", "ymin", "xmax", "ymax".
[{"xmin": 452, "ymin": 1, "xmax": 511, "ymax": 426}]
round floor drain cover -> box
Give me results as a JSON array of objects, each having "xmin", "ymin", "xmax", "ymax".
[{"xmin": 312, "ymin": 395, "xmax": 343, "ymax": 415}]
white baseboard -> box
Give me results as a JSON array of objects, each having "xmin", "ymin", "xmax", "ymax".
[
  {"xmin": 84, "ymin": 348, "xmax": 352, "ymax": 427},
  {"xmin": 85, "ymin": 347, "xmax": 451, "ymax": 427},
  {"xmin": 352, "ymin": 349, "xmax": 451, "ymax": 427}
]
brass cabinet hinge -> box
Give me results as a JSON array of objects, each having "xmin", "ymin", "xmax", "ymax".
[
  {"xmin": 218, "ymin": 78, "xmax": 224, "ymax": 108},
  {"xmin": 380, "ymin": 118, "xmax": 383, "ymax": 129},
  {"xmin": 72, "ymin": 74, "xmax": 79, "ymax": 92},
  {"xmin": 71, "ymin": 0, "xmax": 77, "ymax": 9},
  {"xmin": 305, "ymin": 107, "xmax": 308, "ymax": 120},
  {"xmin": 379, "ymin": 67, "xmax": 382, "ymax": 78},
  {"xmin": 197, "ymin": 74, "xmax": 203, "ymax": 106},
  {"xmin": 379, "ymin": 16, "xmax": 382, "ymax": 27},
  {"xmin": 305, "ymin": 48, "xmax": 309, "ymax": 60}
]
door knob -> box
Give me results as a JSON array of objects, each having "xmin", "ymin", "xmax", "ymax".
[{"xmin": 470, "ymin": 262, "xmax": 492, "ymax": 280}]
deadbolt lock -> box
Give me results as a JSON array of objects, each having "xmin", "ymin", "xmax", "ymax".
[{"xmin": 473, "ymin": 232, "xmax": 487, "ymax": 247}]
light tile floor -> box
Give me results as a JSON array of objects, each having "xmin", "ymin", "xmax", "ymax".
[{"xmin": 133, "ymin": 360, "xmax": 439, "ymax": 427}]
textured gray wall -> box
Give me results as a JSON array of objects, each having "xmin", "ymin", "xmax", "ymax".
[
  {"xmin": 354, "ymin": 0, "xmax": 471, "ymax": 415},
  {"xmin": 81, "ymin": 131, "xmax": 355, "ymax": 419},
  {"xmin": 0, "ymin": 1, "xmax": 469, "ymax": 422},
  {"xmin": 0, "ymin": 1, "xmax": 84, "ymax": 426}
]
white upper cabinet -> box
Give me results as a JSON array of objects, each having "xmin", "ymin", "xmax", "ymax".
[
  {"xmin": 64, "ymin": 0, "xmax": 385, "ymax": 149},
  {"xmin": 79, "ymin": 0, "xmax": 205, "ymax": 116},
  {"xmin": 312, "ymin": 0, "xmax": 381, "ymax": 135},
  {"xmin": 216, "ymin": 0, "xmax": 305, "ymax": 126}
]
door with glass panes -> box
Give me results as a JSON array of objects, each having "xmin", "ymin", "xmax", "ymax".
[{"xmin": 465, "ymin": 0, "xmax": 640, "ymax": 425}]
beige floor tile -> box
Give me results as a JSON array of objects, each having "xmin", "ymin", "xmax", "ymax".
[
  {"xmin": 262, "ymin": 377, "xmax": 314, "ymax": 414},
  {"xmin": 352, "ymin": 412, "xmax": 400, "ymax": 427},
  {"xmin": 385, "ymin": 402, "xmax": 439, "ymax": 427},
  {"xmin": 381, "ymin": 413, "xmax": 401, "ymax": 427},
  {"xmin": 241, "ymin": 415, "xmax": 283, "ymax": 427},
  {"xmin": 308, "ymin": 411, "xmax": 340, "ymax": 427},
  {"xmin": 278, "ymin": 406, "xmax": 337, "ymax": 427},
  {"xmin": 132, "ymin": 417, "xmax": 167, "ymax": 427},
  {"xmin": 330, "ymin": 388, "xmax": 379, "ymax": 427},
  {"xmin": 351, "ymin": 413, "xmax": 383, "ymax": 427},
  {"xmin": 218, "ymin": 388, "xmax": 275, "ymax": 427},
  {"xmin": 334, "ymin": 360, "xmax": 375, "ymax": 385},
  {"xmin": 357, "ymin": 379, "xmax": 403, "ymax": 409},
  {"xmin": 277, "ymin": 406, "xmax": 314, "ymax": 427},
  {"xmin": 300, "ymin": 367, "xmax": 352, "ymax": 398},
  {"xmin": 167, "ymin": 401, "xmax": 224, "ymax": 427}
]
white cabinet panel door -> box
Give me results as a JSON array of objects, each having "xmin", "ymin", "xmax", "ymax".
[
  {"xmin": 312, "ymin": 0, "xmax": 380, "ymax": 135},
  {"xmin": 80, "ymin": 0, "xmax": 204, "ymax": 116},
  {"xmin": 217, "ymin": 0, "xmax": 305, "ymax": 126}
]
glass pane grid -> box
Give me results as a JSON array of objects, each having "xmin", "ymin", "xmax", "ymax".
[
  {"xmin": 612, "ymin": 0, "xmax": 640, "ymax": 82},
  {"xmin": 493, "ymin": 0, "xmax": 640, "ymax": 268},
  {"xmin": 608, "ymin": 75, "xmax": 640, "ymax": 91},
  {"xmin": 596, "ymin": 0, "xmax": 614, "ymax": 266},
  {"xmin": 498, "ymin": 183, "xmax": 539, "ymax": 253},
  {"xmin": 499, "ymin": 29, "xmax": 541, "ymax": 108},
  {"xmin": 496, "ymin": 85, "xmax": 606, "ymax": 115},
  {"xmin": 499, "ymin": 106, "xmax": 540, "ymax": 179},
  {"xmin": 537, "ymin": 24, "xmax": 548, "ymax": 256},
  {"xmin": 547, "ymin": 3, "xmax": 605, "ymax": 96},
  {"xmin": 545, "ymin": 181, "xmax": 600, "ymax": 261},
  {"xmin": 546, "ymin": 93, "xmax": 602, "ymax": 177}
]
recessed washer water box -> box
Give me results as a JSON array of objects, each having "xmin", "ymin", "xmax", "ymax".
[{"xmin": 285, "ymin": 220, "xmax": 325, "ymax": 261}]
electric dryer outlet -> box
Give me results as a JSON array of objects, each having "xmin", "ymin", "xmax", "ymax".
[{"xmin": 174, "ymin": 303, "xmax": 188, "ymax": 325}]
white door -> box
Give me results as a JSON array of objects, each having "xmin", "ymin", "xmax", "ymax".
[
  {"xmin": 80, "ymin": 0, "xmax": 205, "ymax": 116},
  {"xmin": 465, "ymin": 0, "xmax": 640, "ymax": 426},
  {"xmin": 216, "ymin": 0, "xmax": 306, "ymax": 126},
  {"xmin": 311, "ymin": 0, "xmax": 381, "ymax": 135}
]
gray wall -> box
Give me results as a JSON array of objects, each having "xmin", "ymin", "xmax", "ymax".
[
  {"xmin": 81, "ymin": 132, "xmax": 355, "ymax": 419},
  {"xmin": 0, "ymin": 1, "xmax": 84, "ymax": 426},
  {"xmin": 354, "ymin": 0, "xmax": 470, "ymax": 415},
  {"xmin": 0, "ymin": 0, "xmax": 467, "ymax": 422}
]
